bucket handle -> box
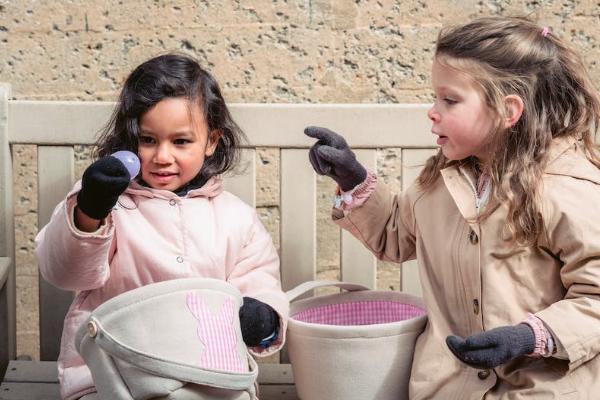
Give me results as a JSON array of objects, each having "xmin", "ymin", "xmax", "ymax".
[{"xmin": 286, "ymin": 280, "xmax": 370, "ymax": 302}]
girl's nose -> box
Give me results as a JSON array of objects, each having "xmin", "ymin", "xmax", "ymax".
[
  {"xmin": 153, "ymin": 144, "xmax": 173, "ymax": 164},
  {"xmin": 427, "ymin": 105, "xmax": 440, "ymax": 123}
]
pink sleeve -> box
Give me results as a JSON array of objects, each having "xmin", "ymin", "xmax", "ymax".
[
  {"xmin": 522, "ymin": 314, "xmax": 552, "ymax": 357},
  {"xmin": 35, "ymin": 183, "xmax": 114, "ymax": 291},
  {"xmin": 226, "ymin": 210, "xmax": 289, "ymax": 357},
  {"xmin": 335, "ymin": 169, "xmax": 378, "ymax": 211}
]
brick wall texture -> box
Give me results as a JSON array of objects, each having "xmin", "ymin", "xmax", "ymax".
[{"xmin": 2, "ymin": 0, "xmax": 599, "ymax": 359}]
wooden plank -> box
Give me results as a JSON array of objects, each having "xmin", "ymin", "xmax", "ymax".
[
  {"xmin": 257, "ymin": 363, "xmax": 294, "ymax": 384},
  {"xmin": 0, "ymin": 382, "xmax": 296, "ymax": 400},
  {"xmin": 0, "ymin": 84, "xmax": 15, "ymax": 370},
  {"xmin": 3, "ymin": 360, "xmax": 292, "ymax": 385},
  {"xmin": 258, "ymin": 385, "xmax": 299, "ymax": 400},
  {"xmin": 8, "ymin": 102, "xmax": 435, "ymax": 148},
  {"xmin": 7, "ymin": 101, "xmax": 112, "ymax": 145},
  {"xmin": 37, "ymin": 146, "xmax": 75, "ymax": 361},
  {"xmin": 280, "ymin": 149, "xmax": 316, "ymax": 293},
  {"xmin": 222, "ymin": 148, "xmax": 256, "ymax": 207},
  {"xmin": 340, "ymin": 149, "xmax": 377, "ymax": 288},
  {"xmin": 3, "ymin": 361, "xmax": 57, "ymax": 383},
  {"xmin": 0, "ymin": 361, "xmax": 295, "ymax": 399},
  {"xmin": 0, "ymin": 382, "xmax": 60, "ymax": 400},
  {"xmin": 0, "ymin": 258, "xmax": 9, "ymax": 292},
  {"xmin": 0, "ymin": 258, "xmax": 11, "ymax": 379},
  {"xmin": 400, "ymin": 148, "xmax": 437, "ymax": 296}
]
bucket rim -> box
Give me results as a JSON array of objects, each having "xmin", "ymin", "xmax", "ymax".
[{"xmin": 287, "ymin": 313, "xmax": 428, "ymax": 338}]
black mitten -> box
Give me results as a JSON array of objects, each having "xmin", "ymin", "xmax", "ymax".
[
  {"xmin": 304, "ymin": 126, "xmax": 367, "ymax": 191},
  {"xmin": 77, "ymin": 156, "xmax": 131, "ymax": 220},
  {"xmin": 239, "ymin": 297, "xmax": 280, "ymax": 347},
  {"xmin": 446, "ymin": 324, "xmax": 536, "ymax": 369}
]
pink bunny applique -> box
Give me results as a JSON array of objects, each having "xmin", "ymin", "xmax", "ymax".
[{"xmin": 186, "ymin": 292, "xmax": 246, "ymax": 373}]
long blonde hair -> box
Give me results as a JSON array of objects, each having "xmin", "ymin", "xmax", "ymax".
[{"xmin": 418, "ymin": 16, "xmax": 600, "ymax": 245}]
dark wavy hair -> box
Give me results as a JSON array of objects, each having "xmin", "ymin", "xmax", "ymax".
[{"xmin": 94, "ymin": 53, "xmax": 245, "ymax": 182}]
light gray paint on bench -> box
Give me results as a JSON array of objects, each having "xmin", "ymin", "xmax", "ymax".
[
  {"xmin": 0, "ymin": 361, "xmax": 298, "ymax": 400},
  {"xmin": 1, "ymin": 97, "xmax": 439, "ymax": 399},
  {"xmin": 0, "ymin": 84, "xmax": 16, "ymax": 377},
  {"xmin": 37, "ymin": 146, "xmax": 75, "ymax": 361},
  {"xmin": 8, "ymin": 101, "xmax": 435, "ymax": 148}
]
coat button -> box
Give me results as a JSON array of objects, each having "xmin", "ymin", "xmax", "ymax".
[
  {"xmin": 169, "ymin": 199, "xmax": 177, "ymax": 206},
  {"xmin": 469, "ymin": 229, "xmax": 479, "ymax": 244},
  {"xmin": 87, "ymin": 321, "xmax": 98, "ymax": 338},
  {"xmin": 473, "ymin": 299, "xmax": 480, "ymax": 315},
  {"xmin": 478, "ymin": 370, "xmax": 491, "ymax": 380},
  {"xmin": 176, "ymin": 256, "xmax": 184, "ymax": 263}
]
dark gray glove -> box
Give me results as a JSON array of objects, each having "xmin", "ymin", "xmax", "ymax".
[
  {"xmin": 446, "ymin": 324, "xmax": 536, "ymax": 369},
  {"xmin": 77, "ymin": 156, "xmax": 131, "ymax": 220},
  {"xmin": 304, "ymin": 126, "xmax": 367, "ymax": 191},
  {"xmin": 239, "ymin": 297, "xmax": 280, "ymax": 347}
]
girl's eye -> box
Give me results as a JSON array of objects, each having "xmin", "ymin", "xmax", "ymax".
[
  {"xmin": 139, "ymin": 135, "xmax": 155, "ymax": 144},
  {"xmin": 444, "ymin": 98, "xmax": 458, "ymax": 105},
  {"xmin": 174, "ymin": 138, "xmax": 191, "ymax": 145}
]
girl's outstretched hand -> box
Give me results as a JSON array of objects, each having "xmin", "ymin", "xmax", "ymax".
[
  {"xmin": 446, "ymin": 324, "xmax": 536, "ymax": 369},
  {"xmin": 304, "ymin": 126, "xmax": 367, "ymax": 192},
  {"xmin": 239, "ymin": 297, "xmax": 280, "ymax": 347},
  {"xmin": 77, "ymin": 156, "xmax": 131, "ymax": 220}
]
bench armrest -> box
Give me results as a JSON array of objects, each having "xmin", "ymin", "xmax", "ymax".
[
  {"xmin": 1, "ymin": 256, "xmax": 12, "ymax": 379},
  {"xmin": 0, "ymin": 257, "xmax": 10, "ymax": 290}
]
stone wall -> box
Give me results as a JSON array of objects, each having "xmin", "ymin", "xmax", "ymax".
[{"xmin": 2, "ymin": 0, "xmax": 599, "ymax": 359}]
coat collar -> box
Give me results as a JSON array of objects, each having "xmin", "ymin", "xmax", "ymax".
[
  {"xmin": 440, "ymin": 136, "xmax": 600, "ymax": 222},
  {"xmin": 125, "ymin": 176, "xmax": 224, "ymax": 200}
]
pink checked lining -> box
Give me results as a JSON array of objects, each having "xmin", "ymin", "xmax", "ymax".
[{"xmin": 293, "ymin": 300, "xmax": 426, "ymax": 326}]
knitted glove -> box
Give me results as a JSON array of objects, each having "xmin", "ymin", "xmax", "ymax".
[
  {"xmin": 239, "ymin": 297, "xmax": 280, "ymax": 347},
  {"xmin": 76, "ymin": 156, "xmax": 131, "ymax": 220},
  {"xmin": 304, "ymin": 126, "xmax": 367, "ymax": 192},
  {"xmin": 446, "ymin": 324, "xmax": 535, "ymax": 369}
]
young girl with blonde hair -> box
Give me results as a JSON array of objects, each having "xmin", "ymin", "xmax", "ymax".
[{"xmin": 305, "ymin": 16, "xmax": 600, "ymax": 398}]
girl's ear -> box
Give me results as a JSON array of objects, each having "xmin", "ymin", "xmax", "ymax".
[
  {"xmin": 205, "ymin": 129, "xmax": 223, "ymax": 156},
  {"xmin": 503, "ymin": 95, "xmax": 524, "ymax": 129}
]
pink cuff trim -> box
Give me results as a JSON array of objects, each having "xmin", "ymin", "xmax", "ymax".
[
  {"xmin": 334, "ymin": 170, "xmax": 378, "ymax": 211},
  {"xmin": 522, "ymin": 314, "xmax": 550, "ymax": 357}
]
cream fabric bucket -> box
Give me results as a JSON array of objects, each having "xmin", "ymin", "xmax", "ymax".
[
  {"xmin": 75, "ymin": 278, "xmax": 259, "ymax": 400},
  {"xmin": 286, "ymin": 280, "xmax": 427, "ymax": 400}
]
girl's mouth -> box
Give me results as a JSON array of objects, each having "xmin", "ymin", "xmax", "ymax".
[
  {"xmin": 436, "ymin": 135, "xmax": 448, "ymax": 145},
  {"xmin": 151, "ymin": 171, "xmax": 178, "ymax": 182}
]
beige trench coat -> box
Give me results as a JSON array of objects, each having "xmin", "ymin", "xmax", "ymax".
[{"xmin": 335, "ymin": 138, "xmax": 600, "ymax": 399}]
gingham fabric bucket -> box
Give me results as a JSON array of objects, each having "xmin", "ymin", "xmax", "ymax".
[{"xmin": 286, "ymin": 280, "xmax": 427, "ymax": 400}]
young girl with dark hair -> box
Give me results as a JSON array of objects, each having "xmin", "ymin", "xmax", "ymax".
[{"xmin": 35, "ymin": 53, "xmax": 288, "ymax": 400}]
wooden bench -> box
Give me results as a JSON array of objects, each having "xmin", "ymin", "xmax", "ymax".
[{"xmin": 0, "ymin": 83, "xmax": 435, "ymax": 399}]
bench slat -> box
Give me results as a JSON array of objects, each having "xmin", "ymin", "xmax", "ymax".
[
  {"xmin": 0, "ymin": 382, "xmax": 298, "ymax": 400},
  {"xmin": 5, "ymin": 360, "xmax": 295, "ymax": 385},
  {"xmin": 223, "ymin": 148, "xmax": 256, "ymax": 207},
  {"xmin": 281, "ymin": 149, "xmax": 316, "ymax": 292},
  {"xmin": 0, "ymin": 382, "xmax": 60, "ymax": 400},
  {"xmin": 340, "ymin": 149, "xmax": 378, "ymax": 288},
  {"xmin": 258, "ymin": 384, "xmax": 299, "ymax": 400},
  {"xmin": 257, "ymin": 363, "xmax": 294, "ymax": 384},
  {"xmin": 3, "ymin": 361, "xmax": 297, "ymax": 395},
  {"xmin": 3, "ymin": 361, "xmax": 58, "ymax": 383},
  {"xmin": 0, "ymin": 84, "xmax": 15, "ymax": 375},
  {"xmin": 37, "ymin": 146, "xmax": 76, "ymax": 361},
  {"xmin": 8, "ymin": 102, "xmax": 434, "ymax": 148},
  {"xmin": 399, "ymin": 148, "xmax": 436, "ymax": 296}
]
